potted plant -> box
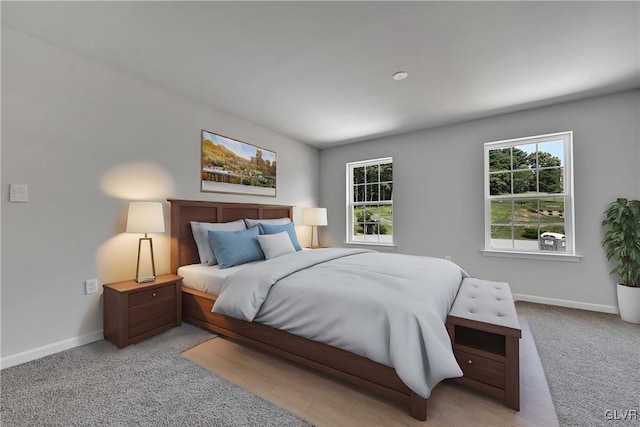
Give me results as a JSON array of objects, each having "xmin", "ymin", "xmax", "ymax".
[{"xmin": 601, "ymin": 198, "xmax": 640, "ymax": 323}]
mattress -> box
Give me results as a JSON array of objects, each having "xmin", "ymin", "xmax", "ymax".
[{"xmin": 177, "ymin": 261, "xmax": 263, "ymax": 295}]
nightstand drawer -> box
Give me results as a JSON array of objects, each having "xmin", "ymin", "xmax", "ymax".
[
  {"xmin": 104, "ymin": 274, "xmax": 182, "ymax": 348},
  {"xmin": 128, "ymin": 297, "xmax": 177, "ymax": 338},
  {"xmin": 455, "ymin": 349, "xmax": 506, "ymax": 389},
  {"xmin": 128, "ymin": 284, "xmax": 175, "ymax": 308}
]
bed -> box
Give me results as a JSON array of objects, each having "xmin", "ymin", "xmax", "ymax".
[{"xmin": 169, "ymin": 198, "xmax": 463, "ymax": 420}]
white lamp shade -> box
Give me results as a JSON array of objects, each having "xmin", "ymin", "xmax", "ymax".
[
  {"xmin": 126, "ymin": 202, "xmax": 165, "ymax": 233},
  {"xmin": 303, "ymin": 207, "xmax": 328, "ymax": 226}
]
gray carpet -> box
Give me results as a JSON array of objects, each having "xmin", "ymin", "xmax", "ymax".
[
  {"xmin": 0, "ymin": 324, "xmax": 311, "ymax": 426},
  {"xmin": 3, "ymin": 307, "xmax": 638, "ymax": 427},
  {"xmin": 517, "ymin": 302, "xmax": 640, "ymax": 427}
]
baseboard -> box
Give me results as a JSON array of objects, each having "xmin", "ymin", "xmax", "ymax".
[
  {"xmin": 513, "ymin": 293, "xmax": 619, "ymax": 314},
  {"xmin": 1, "ymin": 330, "xmax": 104, "ymax": 370}
]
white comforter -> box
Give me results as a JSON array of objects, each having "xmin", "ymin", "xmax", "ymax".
[{"xmin": 212, "ymin": 248, "xmax": 465, "ymax": 398}]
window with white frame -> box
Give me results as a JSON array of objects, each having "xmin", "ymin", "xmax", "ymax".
[
  {"xmin": 347, "ymin": 158, "xmax": 393, "ymax": 245},
  {"xmin": 484, "ymin": 131, "xmax": 575, "ymax": 255}
]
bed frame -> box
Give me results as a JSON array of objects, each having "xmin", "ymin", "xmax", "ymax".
[{"xmin": 168, "ymin": 198, "xmax": 428, "ymax": 420}]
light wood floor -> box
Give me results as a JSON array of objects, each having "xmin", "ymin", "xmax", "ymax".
[{"xmin": 182, "ymin": 317, "xmax": 558, "ymax": 427}]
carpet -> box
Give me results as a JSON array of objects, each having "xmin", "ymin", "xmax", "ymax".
[
  {"xmin": 0, "ymin": 324, "xmax": 311, "ymax": 426},
  {"xmin": 516, "ymin": 302, "xmax": 640, "ymax": 427}
]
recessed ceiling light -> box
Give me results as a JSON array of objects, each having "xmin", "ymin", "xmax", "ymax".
[{"xmin": 392, "ymin": 71, "xmax": 408, "ymax": 81}]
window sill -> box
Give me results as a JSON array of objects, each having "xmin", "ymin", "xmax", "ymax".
[
  {"xmin": 344, "ymin": 241, "xmax": 397, "ymax": 249},
  {"xmin": 481, "ymin": 249, "xmax": 582, "ymax": 262}
]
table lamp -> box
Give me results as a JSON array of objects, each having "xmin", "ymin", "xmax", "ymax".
[
  {"xmin": 303, "ymin": 207, "xmax": 328, "ymax": 248},
  {"xmin": 126, "ymin": 201, "xmax": 165, "ymax": 283}
]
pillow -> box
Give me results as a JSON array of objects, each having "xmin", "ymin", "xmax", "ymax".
[
  {"xmin": 257, "ymin": 231, "xmax": 296, "ymax": 259},
  {"xmin": 259, "ymin": 222, "xmax": 302, "ymax": 251},
  {"xmin": 207, "ymin": 227, "xmax": 265, "ymax": 269},
  {"xmin": 190, "ymin": 220, "xmax": 246, "ymax": 265},
  {"xmin": 244, "ymin": 217, "xmax": 291, "ymax": 229}
]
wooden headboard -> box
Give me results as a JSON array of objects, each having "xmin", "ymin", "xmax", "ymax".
[{"xmin": 167, "ymin": 199, "xmax": 293, "ymax": 272}]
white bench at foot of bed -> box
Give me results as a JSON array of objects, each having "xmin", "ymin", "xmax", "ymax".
[{"xmin": 446, "ymin": 277, "xmax": 522, "ymax": 411}]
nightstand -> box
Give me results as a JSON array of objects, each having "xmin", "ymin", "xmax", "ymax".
[{"xmin": 103, "ymin": 274, "xmax": 182, "ymax": 348}]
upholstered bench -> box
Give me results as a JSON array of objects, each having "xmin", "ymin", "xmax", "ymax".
[{"xmin": 446, "ymin": 278, "xmax": 522, "ymax": 410}]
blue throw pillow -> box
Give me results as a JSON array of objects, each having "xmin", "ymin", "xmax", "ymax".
[
  {"xmin": 207, "ymin": 226, "xmax": 265, "ymax": 269},
  {"xmin": 259, "ymin": 222, "xmax": 302, "ymax": 251}
]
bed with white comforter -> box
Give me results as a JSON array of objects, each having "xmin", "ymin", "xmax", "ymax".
[{"xmin": 212, "ymin": 247, "xmax": 466, "ymax": 398}]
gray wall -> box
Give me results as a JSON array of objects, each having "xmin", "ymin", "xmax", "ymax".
[
  {"xmin": 1, "ymin": 28, "xmax": 319, "ymax": 360},
  {"xmin": 320, "ymin": 90, "xmax": 640, "ymax": 311}
]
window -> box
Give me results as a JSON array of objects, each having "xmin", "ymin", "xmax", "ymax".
[
  {"xmin": 347, "ymin": 158, "xmax": 393, "ymax": 245},
  {"xmin": 484, "ymin": 132, "xmax": 575, "ymax": 256}
]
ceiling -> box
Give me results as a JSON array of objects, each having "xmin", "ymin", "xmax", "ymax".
[{"xmin": 2, "ymin": 1, "xmax": 639, "ymax": 148}]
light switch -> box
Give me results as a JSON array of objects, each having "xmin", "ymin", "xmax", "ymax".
[{"xmin": 9, "ymin": 184, "xmax": 28, "ymax": 202}]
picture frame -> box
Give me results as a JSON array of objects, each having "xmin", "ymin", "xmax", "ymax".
[{"xmin": 201, "ymin": 130, "xmax": 277, "ymax": 197}]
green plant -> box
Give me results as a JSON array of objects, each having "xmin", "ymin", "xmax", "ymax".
[
  {"xmin": 521, "ymin": 228, "xmax": 539, "ymax": 240},
  {"xmin": 601, "ymin": 198, "xmax": 640, "ymax": 287}
]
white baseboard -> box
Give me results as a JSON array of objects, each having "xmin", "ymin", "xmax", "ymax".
[
  {"xmin": 513, "ymin": 293, "xmax": 619, "ymax": 315},
  {"xmin": 1, "ymin": 330, "xmax": 104, "ymax": 370}
]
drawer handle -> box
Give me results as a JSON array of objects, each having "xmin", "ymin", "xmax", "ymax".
[
  {"xmin": 468, "ymin": 360, "xmax": 473, "ymax": 364},
  {"xmin": 152, "ymin": 293, "xmax": 157, "ymax": 297}
]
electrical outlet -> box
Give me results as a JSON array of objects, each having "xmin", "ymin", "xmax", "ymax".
[{"xmin": 85, "ymin": 279, "xmax": 98, "ymax": 295}]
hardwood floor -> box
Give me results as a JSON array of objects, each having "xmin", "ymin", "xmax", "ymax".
[{"xmin": 182, "ymin": 317, "xmax": 558, "ymax": 427}]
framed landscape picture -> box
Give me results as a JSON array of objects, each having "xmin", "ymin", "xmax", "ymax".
[{"xmin": 201, "ymin": 130, "xmax": 277, "ymax": 197}]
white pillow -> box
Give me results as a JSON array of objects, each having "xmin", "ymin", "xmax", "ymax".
[
  {"xmin": 190, "ymin": 220, "xmax": 246, "ymax": 265},
  {"xmin": 244, "ymin": 217, "xmax": 290, "ymax": 229},
  {"xmin": 257, "ymin": 231, "xmax": 296, "ymax": 260}
]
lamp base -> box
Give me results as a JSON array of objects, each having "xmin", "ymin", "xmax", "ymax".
[
  {"xmin": 310, "ymin": 225, "xmax": 322, "ymax": 248},
  {"xmin": 135, "ymin": 236, "xmax": 157, "ymax": 284}
]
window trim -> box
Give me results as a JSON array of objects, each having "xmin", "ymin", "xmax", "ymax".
[
  {"xmin": 346, "ymin": 157, "xmax": 394, "ymax": 246},
  {"xmin": 481, "ymin": 249, "xmax": 582, "ymax": 262},
  {"xmin": 483, "ymin": 131, "xmax": 576, "ymax": 257}
]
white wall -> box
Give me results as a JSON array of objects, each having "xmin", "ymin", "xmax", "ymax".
[
  {"xmin": 320, "ymin": 90, "xmax": 640, "ymax": 312},
  {"xmin": 1, "ymin": 28, "xmax": 319, "ymax": 364}
]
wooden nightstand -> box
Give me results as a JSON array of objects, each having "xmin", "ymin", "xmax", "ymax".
[{"xmin": 103, "ymin": 274, "xmax": 182, "ymax": 348}]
